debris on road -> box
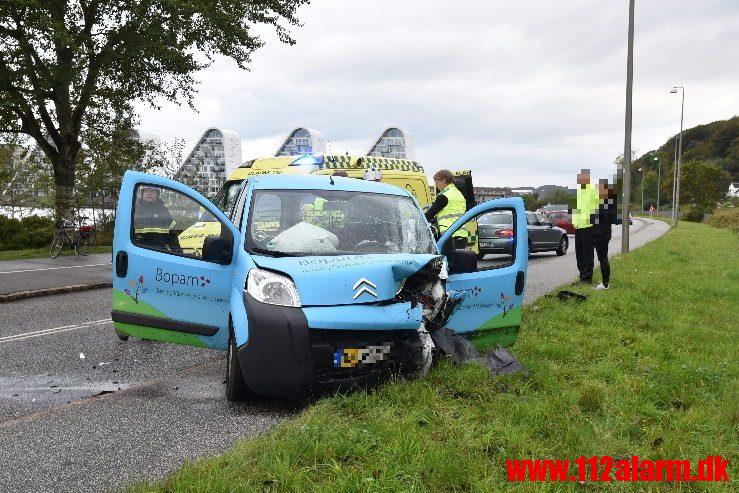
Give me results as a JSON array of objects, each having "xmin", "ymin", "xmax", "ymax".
[
  {"xmin": 79, "ymin": 352, "xmax": 85, "ymax": 359},
  {"xmin": 549, "ymin": 290, "xmax": 587, "ymax": 302}
]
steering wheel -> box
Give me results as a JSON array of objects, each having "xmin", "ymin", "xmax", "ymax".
[
  {"xmin": 353, "ymin": 240, "xmax": 383, "ymax": 253},
  {"xmin": 253, "ymin": 230, "xmax": 270, "ymax": 243},
  {"xmin": 353, "ymin": 240, "xmax": 398, "ymax": 253}
]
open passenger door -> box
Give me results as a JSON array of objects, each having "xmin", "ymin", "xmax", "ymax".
[{"xmin": 437, "ymin": 197, "xmax": 528, "ymax": 347}]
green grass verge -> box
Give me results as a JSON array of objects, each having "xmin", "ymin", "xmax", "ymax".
[
  {"xmin": 131, "ymin": 222, "xmax": 738, "ymax": 492},
  {"xmin": 0, "ymin": 244, "xmax": 111, "ymax": 261}
]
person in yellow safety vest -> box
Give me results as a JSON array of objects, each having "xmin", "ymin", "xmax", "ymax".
[
  {"xmin": 309, "ymin": 170, "xmax": 350, "ymax": 229},
  {"xmin": 133, "ymin": 185, "xmax": 181, "ymax": 252},
  {"xmin": 425, "ymin": 169, "xmax": 468, "ymax": 243},
  {"xmin": 571, "ymin": 168, "xmax": 601, "ymax": 284}
]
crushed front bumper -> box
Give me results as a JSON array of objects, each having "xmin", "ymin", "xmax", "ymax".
[{"xmin": 238, "ymin": 292, "xmax": 426, "ymax": 400}]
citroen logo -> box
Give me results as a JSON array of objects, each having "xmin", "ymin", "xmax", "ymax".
[{"xmin": 352, "ymin": 278, "xmax": 378, "ymax": 299}]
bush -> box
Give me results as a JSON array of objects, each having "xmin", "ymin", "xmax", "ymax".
[
  {"xmin": 684, "ymin": 207, "xmax": 707, "ymax": 222},
  {"xmin": 0, "ymin": 215, "xmax": 55, "ymax": 251},
  {"xmin": 707, "ymin": 207, "xmax": 739, "ymax": 233}
]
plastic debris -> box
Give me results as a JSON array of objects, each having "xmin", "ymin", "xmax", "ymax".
[
  {"xmin": 79, "ymin": 352, "xmax": 85, "ymax": 359},
  {"xmin": 430, "ymin": 327, "xmax": 525, "ymax": 376}
]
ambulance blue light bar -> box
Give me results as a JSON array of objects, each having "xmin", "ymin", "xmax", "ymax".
[{"xmin": 291, "ymin": 155, "xmax": 324, "ymax": 167}]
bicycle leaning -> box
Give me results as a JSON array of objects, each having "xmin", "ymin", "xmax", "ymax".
[{"xmin": 49, "ymin": 218, "xmax": 97, "ymax": 258}]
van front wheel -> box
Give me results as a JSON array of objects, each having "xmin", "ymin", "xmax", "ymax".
[{"xmin": 226, "ymin": 330, "xmax": 256, "ymax": 401}]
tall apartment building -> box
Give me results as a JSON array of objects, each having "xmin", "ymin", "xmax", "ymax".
[
  {"xmin": 177, "ymin": 127, "xmax": 242, "ymax": 196},
  {"xmin": 367, "ymin": 127, "xmax": 415, "ymax": 160},
  {"xmin": 275, "ymin": 127, "xmax": 326, "ymax": 156}
]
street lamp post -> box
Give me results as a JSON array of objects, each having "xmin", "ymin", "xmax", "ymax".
[
  {"xmin": 654, "ymin": 156, "xmax": 661, "ymax": 212},
  {"xmin": 670, "ymin": 86, "xmax": 685, "ymax": 225},
  {"xmin": 621, "ymin": 0, "xmax": 636, "ymax": 253},
  {"xmin": 638, "ymin": 167, "xmax": 644, "ymax": 212}
]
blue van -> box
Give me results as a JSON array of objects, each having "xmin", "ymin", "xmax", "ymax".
[{"xmin": 112, "ymin": 171, "xmax": 527, "ymax": 400}]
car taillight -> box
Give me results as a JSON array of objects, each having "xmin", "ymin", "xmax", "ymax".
[{"xmin": 496, "ymin": 229, "xmax": 514, "ymax": 238}]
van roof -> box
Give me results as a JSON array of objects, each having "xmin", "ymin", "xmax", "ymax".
[{"xmin": 250, "ymin": 173, "xmax": 415, "ymax": 197}]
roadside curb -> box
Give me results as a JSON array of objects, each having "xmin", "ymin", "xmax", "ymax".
[{"xmin": 0, "ymin": 282, "xmax": 112, "ymax": 303}]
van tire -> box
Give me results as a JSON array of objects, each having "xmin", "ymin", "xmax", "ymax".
[{"xmin": 226, "ymin": 328, "xmax": 256, "ymax": 401}]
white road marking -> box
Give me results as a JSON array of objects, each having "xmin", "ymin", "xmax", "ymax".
[
  {"xmin": 0, "ymin": 263, "xmax": 109, "ymax": 275},
  {"xmin": 0, "ymin": 318, "xmax": 112, "ymax": 344}
]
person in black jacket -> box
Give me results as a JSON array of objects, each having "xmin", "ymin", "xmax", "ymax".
[
  {"xmin": 133, "ymin": 186, "xmax": 181, "ymax": 252},
  {"xmin": 592, "ymin": 180, "xmax": 618, "ymax": 290}
]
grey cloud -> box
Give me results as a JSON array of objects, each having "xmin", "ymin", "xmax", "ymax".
[{"xmin": 137, "ymin": 0, "xmax": 739, "ymax": 187}]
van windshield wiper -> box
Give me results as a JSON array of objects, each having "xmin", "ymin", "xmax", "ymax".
[{"xmin": 250, "ymin": 247, "xmax": 297, "ymax": 257}]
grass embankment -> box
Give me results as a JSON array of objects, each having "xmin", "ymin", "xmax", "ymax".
[
  {"xmin": 133, "ymin": 222, "xmax": 738, "ymax": 492},
  {"xmin": 0, "ymin": 244, "xmax": 111, "ymax": 261}
]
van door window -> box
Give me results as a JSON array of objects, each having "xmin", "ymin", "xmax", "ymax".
[
  {"xmin": 131, "ymin": 184, "xmax": 228, "ymax": 261},
  {"xmin": 446, "ymin": 209, "xmax": 517, "ymax": 273}
]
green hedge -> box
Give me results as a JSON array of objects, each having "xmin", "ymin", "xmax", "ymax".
[
  {"xmin": 0, "ymin": 215, "xmax": 55, "ymax": 251},
  {"xmin": 707, "ymin": 207, "xmax": 739, "ymax": 233}
]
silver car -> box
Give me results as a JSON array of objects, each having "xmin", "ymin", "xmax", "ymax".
[{"xmin": 478, "ymin": 211, "xmax": 568, "ymax": 258}]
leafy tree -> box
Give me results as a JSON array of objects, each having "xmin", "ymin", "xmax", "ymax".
[
  {"xmin": 540, "ymin": 189, "xmax": 576, "ymax": 210},
  {"xmin": 679, "ymin": 160, "xmax": 731, "ymax": 216},
  {"xmin": 0, "ymin": 0, "xmax": 308, "ymax": 222},
  {"xmin": 520, "ymin": 193, "xmax": 539, "ymax": 211}
]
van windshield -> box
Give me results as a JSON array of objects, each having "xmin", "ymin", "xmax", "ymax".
[{"xmin": 247, "ymin": 189, "xmax": 435, "ymax": 256}]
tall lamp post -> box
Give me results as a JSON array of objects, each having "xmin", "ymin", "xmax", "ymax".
[
  {"xmin": 654, "ymin": 156, "xmax": 661, "ymax": 212},
  {"xmin": 621, "ymin": 0, "xmax": 636, "ymax": 253},
  {"xmin": 638, "ymin": 167, "xmax": 644, "ymax": 212},
  {"xmin": 670, "ymin": 86, "xmax": 685, "ymax": 225}
]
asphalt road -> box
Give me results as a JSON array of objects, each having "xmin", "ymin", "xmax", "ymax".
[
  {"xmin": 0, "ymin": 253, "xmax": 112, "ymax": 295},
  {"xmin": 0, "ymin": 218, "xmax": 668, "ymax": 493}
]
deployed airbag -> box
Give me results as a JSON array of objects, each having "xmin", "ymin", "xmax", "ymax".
[{"xmin": 267, "ymin": 222, "xmax": 339, "ymax": 254}]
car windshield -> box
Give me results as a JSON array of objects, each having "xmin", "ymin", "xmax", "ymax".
[
  {"xmin": 247, "ymin": 189, "xmax": 435, "ymax": 256},
  {"xmin": 478, "ymin": 211, "xmax": 512, "ymax": 225}
]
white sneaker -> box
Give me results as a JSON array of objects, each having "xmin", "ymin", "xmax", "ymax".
[{"xmin": 595, "ymin": 282, "xmax": 609, "ymax": 290}]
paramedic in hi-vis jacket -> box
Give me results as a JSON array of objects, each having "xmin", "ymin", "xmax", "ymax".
[
  {"xmin": 572, "ymin": 169, "xmax": 601, "ymax": 284},
  {"xmin": 425, "ymin": 169, "xmax": 468, "ymax": 265}
]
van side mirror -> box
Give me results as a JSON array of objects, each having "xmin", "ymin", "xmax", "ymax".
[
  {"xmin": 450, "ymin": 249, "xmax": 477, "ymax": 274},
  {"xmin": 202, "ymin": 234, "xmax": 233, "ymax": 264}
]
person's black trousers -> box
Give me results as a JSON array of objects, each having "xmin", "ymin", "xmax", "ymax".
[
  {"xmin": 593, "ymin": 233, "xmax": 611, "ymax": 286},
  {"xmin": 574, "ymin": 227, "xmax": 594, "ymax": 282}
]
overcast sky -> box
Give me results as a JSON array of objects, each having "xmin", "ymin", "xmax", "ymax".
[{"xmin": 136, "ymin": 0, "xmax": 739, "ymax": 188}]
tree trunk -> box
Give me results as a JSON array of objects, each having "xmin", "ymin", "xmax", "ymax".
[{"xmin": 52, "ymin": 153, "xmax": 77, "ymax": 224}]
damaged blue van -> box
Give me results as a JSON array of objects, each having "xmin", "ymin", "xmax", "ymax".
[{"xmin": 111, "ymin": 171, "xmax": 527, "ymax": 400}]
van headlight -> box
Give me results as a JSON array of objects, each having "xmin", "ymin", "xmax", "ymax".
[{"xmin": 246, "ymin": 268, "xmax": 301, "ymax": 307}]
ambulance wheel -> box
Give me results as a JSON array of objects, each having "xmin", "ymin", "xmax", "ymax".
[
  {"xmin": 116, "ymin": 334, "xmax": 129, "ymax": 341},
  {"xmin": 226, "ymin": 329, "xmax": 256, "ymax": 401}
]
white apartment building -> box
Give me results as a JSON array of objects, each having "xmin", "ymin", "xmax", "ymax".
[
  {"xmin": 367, "ymin": 127, "xmax": 415, "ymax": 160},
  {"xmin": 177, "ymin": 127, "xmax": 242, "ymax": 196},
  {"xmin": 275, "ymin": 127, "xmax": 326, "ymax": 156}
]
